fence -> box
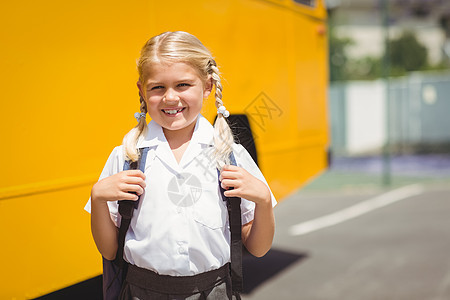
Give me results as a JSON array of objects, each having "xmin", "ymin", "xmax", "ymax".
[{"xmin": 329, "ymin": 70, "xmax": 450, "ymax": 157}]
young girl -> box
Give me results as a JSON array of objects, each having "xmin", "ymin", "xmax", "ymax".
[{"xmin": 86, "ymin": 31, "xmax": 276, "ymax": 299}]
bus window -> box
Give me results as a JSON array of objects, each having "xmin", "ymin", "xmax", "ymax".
[{"xmin": 293, "ymin": 0, "xmax": 315, "ymax": 7}]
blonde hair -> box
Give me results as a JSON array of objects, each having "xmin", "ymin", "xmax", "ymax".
[{"xmin": 122, "ymin": 31, "xmax": 234, "ymax": 166}]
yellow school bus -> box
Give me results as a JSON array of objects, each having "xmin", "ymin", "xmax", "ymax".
[{"xmin": 0, "ymin": 0, "xmax": 328, "ymax": 298}]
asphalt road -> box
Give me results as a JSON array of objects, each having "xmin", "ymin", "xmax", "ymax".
[{"xmin": 241, "ymin": 182, "xmax": 450, "ymax": 300}]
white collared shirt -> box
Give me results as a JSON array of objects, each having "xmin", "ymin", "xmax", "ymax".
[{"xmin": 85, "ymin": 115, "xmax": 276, "ymax": 276}]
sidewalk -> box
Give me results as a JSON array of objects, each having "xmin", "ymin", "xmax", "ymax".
[{"xmin": 300, "ymin": 154, "xmax": 450, "ymax": 193}]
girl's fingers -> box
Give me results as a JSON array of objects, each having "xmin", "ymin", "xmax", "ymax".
[
  {"xmin": 124, "ymin": 169, "xmax": 146, "ymax": 179},
  {"xmin": 220, "ymin": 181, "xmax": 228, "ymax": 190},
  {"xmin": 123, "ymin": 175, "xmax": 146, "ymax": 188},
  {"xmin": 221, "ymin": 165, "xmax": 239, "ymax": 172},
  {"xmin": 223, "ymin": 189, "xmax": 238, "ymax": 198},
  {"xmin": 119, "ymin": 191, "xmax": 140, "ymax": 201},
  {"xmin": 119, "ymin": 182, "xmax": 145, "ymax": 195},
  {"xmin": 220, "ymin": 179, "xmax": 239, "ymax": 190},
  {"xmin": 128, "ymin": 184, "xmax": 145, "ymax": 195},
  {"xmin": 220, "ymin": 166, "xmax": 235, "ymax": 180},
  {"xmin": 220, "ymin": 169, "xmax": 241, "ymax": 181}
]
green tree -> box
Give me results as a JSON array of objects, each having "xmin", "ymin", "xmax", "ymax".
[
  {"xmin": 388, "ymin": 30, "xmax": 428, "ymax": 75},
  {"xmin": 328, "ymin": 29, "xmax": 354, "ymax": 81},
  {"xmin": 346, "ymin": 56, "xmax": 382, "ymax": 80}
]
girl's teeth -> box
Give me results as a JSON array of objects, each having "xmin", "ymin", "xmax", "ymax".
[{"xmin": 164, "ymin": 108, "xmax": 183, "ymax": 114}]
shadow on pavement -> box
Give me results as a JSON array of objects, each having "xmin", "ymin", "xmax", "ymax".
[
  {"xmin": 242, "ymin": 247, "xmax": 308, "ymax": 294},
  {"xmin": 33, "ymin": 276, "xmax": 102, "ymax": 300}
]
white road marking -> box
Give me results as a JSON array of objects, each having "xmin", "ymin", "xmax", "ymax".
[{"xmin": 289, "ymin": 184, "xmax": 425, "ymax": 236}]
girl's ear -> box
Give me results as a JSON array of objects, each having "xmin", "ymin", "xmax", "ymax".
[
  {"xmin": 203, "ymin": 76, "xmax": 213, "ymax": 99},
  {"xmin": 137, "ymin": 81, "xmax": 145, "ymax": 99}
]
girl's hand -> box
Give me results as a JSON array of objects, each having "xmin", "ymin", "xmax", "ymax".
[
  {"xmin": 91, "ymin": 170, "xmax": 146, "ymax": 204},
  {"xmin": 219, "ymin": 165, "xmax": 271, "ymax": 206}
]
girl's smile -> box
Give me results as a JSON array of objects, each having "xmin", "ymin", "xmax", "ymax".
[
  {"xmin": 138, "ymin": 62, "xmax": 212, "ymax": 140},
  {"xmin": 162, "ymin": 107, "xmax": 186, "ymax": 116}
]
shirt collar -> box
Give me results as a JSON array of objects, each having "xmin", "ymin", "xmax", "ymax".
[{"xmin": 136, "ymin": 114, "xmax": 215, "ymax": 149}]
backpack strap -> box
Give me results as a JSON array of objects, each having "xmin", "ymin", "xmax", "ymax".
[
  {"xmin": 219, "ymin": 152, "xmax": 243, "ymax": 293},
  {"xmin": 114, "ymin": 147, "xmax": 150, "ymax": 268},
  {"xmin": 103, "ymin": 147, "xmax": 150, "ymax": 298}
]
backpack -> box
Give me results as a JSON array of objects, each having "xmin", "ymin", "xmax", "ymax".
[{"xmin": 102, "ymin": 147, "xmax": 243, "ymax": 300}]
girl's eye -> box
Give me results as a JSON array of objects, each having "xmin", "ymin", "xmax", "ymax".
[
  {"xmin": 178, "ymin": 83, "xmax": 190, "ymax": 87},
  {"xmin": 151, "ymin": 86, "xmax": 164, "ymax": 90}
]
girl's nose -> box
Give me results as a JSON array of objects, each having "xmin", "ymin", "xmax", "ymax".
[{"xmin": 164, "ymin": 89, "xmax": 179, "ymax": 103}]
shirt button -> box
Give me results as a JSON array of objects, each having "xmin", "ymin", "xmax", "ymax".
[
  {"xmin": 176, "ymin": 207, "xmax": 182, "ymax": 214},
  {"xmin": 178, "ymin": 247, "xmax": 186, "ymax": 255}
]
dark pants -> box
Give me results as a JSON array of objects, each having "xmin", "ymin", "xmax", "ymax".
[{"xmin": 119, "ymin": 263, "xmax": 241, "ymax": 300}]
